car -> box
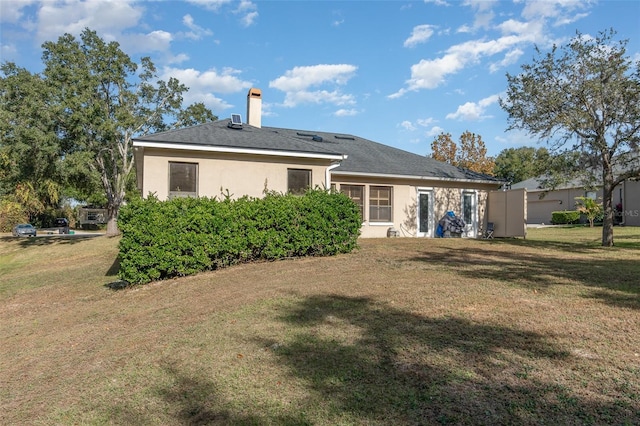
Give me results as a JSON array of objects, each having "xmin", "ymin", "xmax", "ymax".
[
  {"xmin": 54, "ymin": 218, "xmax": 70, "ymax": 234},
  {"xmin": 12, "ymin": 223, "xmax": 37, "ymax": 237},
  {"xmin": 54, "ymin": 218, "xmax": 69, "ymax": 227}
]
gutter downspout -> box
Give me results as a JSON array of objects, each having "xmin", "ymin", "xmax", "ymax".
[
  {"xmin": 325, "ymin": 157, "xmax": 346, "ymax": 189},
  {"xmin": 621, "ymin": 179, "xmax": 626, "ymax": 226}
]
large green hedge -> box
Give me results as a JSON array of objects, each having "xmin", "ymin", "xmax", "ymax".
[
  {"xmin": 117, "ymin": 189, "xmax": 362, "ymax": 284},
  {"xmin": 551, "ymin": 210, "xmax": 581, "ymax": 225}
]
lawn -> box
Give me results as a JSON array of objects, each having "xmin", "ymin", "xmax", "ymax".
[{"xmin": 1, "ymin": 227, "xmax": 639, "ymax": 425}]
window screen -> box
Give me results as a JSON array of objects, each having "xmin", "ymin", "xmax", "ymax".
[
  {"xmin": 169, "ymin": 162, "xmax": 198, "ymax": 198},
  {"xmin": 288, "ymin": 169, "xmax": 311, "ymax": 194},
  {"xmin": 340, "ymin": 185, "xmax": 365, "ymax": 221},
  {"xmin": 369, "ymin": 186, "xmax": 392, "ymax": 222}
]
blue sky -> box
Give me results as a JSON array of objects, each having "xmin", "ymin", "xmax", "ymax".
[{"xmin": 2, "ymin": 0, "xmax": 639, "ymax": 157}]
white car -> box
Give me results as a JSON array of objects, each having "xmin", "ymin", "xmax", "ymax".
[{"xmin": 12, "ymin": 223, "xmax": 37, "ymax": 237}]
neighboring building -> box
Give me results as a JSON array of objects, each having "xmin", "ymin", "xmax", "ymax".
[
  {"xmin": 512, "ymin": 176, "xmax": 640, "ymax": 226},
  {"xmin": 78, "ymin": 206, "xmax": 108, "ymax": 229},
  {"xmin": 133, "ymin": 88, "xmax": 505, "ymax": 238}
]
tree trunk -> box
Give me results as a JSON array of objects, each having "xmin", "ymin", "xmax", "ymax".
[
  {"xmin": 105, "ymin": 204, "xmax": 120, "ymax": 236},
  {"xmin": 601, "ymin": 168, "xmax": 615, "ymax": 247}
]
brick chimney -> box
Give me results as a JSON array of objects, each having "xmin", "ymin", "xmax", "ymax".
[{"xmin": 246, "ymin": 88, "xmax": 262, "ymax": 128}]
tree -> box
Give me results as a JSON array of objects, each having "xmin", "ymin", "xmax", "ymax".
[
  {"xmin": 40, "ymin": 29, "xmax": 216, "ymax": 235},
  {"xmin": 575, "ymin": 196, "xmax": 603, "ymax": 228},
  {"xmin": 430, "ymin": 132, "xmax": 457, "ymax": 164},
  {"xmin": 500, "ymin": 29, "xmax": 640, "ymax": 246},
  {"xmin": 493, "ymin": 146, "xmax": 550, "ymax": 184},
  {"xmin": 430, "ymin": 131, "xmax": 495, "ymax": 175},
  {"xmin": 457, "ymin": 131, "xmax": 495, "ymax": 175},
  {"xmin": 0, "ymin": 63, "xmax": 63, "ymax": 218}
]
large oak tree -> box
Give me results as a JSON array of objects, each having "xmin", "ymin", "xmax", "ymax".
[
  {"xmin": 500, "ymin": 29, "xmax": 640, "ymax": 246},
  {"xmin": 40, "ymin": 29, "xmax": 216, "ymax": 235}
]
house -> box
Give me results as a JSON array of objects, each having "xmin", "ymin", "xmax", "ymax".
[
  {"xmin": 133, "ymin": 88, "xmax": 505, "ymax": 238},
  {"xmin": 77, "ymin": 206, "xmax": 108, "ymax": 229},
  {"xmin": 511, "ymin": 176, "xmax": 640, "ymax": 226}
]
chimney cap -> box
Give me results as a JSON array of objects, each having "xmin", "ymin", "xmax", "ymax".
[{"xmin": 248, "ymin": 88, "xmax": 262, "ymax": 98}]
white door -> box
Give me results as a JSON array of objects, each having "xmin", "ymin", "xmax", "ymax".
[
  {"xmin": 417, "ymin": 190, "xmax": 433, "ymax": 237},
  {"xmin": 462, "ymin": 191, "xmax": 477, "ymax": 237}
]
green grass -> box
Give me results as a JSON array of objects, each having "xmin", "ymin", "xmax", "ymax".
[{"xmin": 1, "ymin": 227, "xmax": 639, "ymax": 425}]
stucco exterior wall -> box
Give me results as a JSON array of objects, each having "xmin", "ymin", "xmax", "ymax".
[
  {"xmin": 139, "ymin": 147, "xmax": 331, "ymax": 200},
  {"xmin": 136, "ymin": 147, "xmax": 502, "ymax": 238},
  {"xmin": 333, "ymin": 174, "xmax": 497, "ymax": 238},
  {"xmin": 526, "ymin": 187, "xmax": 603, "ymax": 224},
  {"xmin": 619, "ymin": 179, "xmax": 640, "ymax": 226},
  {"xmin": 525, "ymin": 181, "xmax": 640, "ymax": 226}
]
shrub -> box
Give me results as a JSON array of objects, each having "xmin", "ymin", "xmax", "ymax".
[
  {"xmin": 117, "ymin": 189, "xmax": 361, "ymax": 284},
  {"xmin": 0, "ymin": 199, "xmax": 28, "ymax": 232},
  {"xmin": 551, "ymin": 210, "xmax": 580, "ymax": 225},
  {"xmin": 574, "ymin": 196, "xmax": 603, "ymax": 227}
]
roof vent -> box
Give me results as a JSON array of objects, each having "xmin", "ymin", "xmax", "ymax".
[
  {"xmin": 334, "ymin": 135, "xmax": 355, "ymax": 140},
  {"xmin": 296, "ymin": 132, "xmax": 323, "ymax": 142},
  {"xmin": 227, "ymin": 113, "xmax": 243, "ymax": 129}
]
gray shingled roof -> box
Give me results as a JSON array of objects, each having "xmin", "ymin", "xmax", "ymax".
[
  {"xmin": 134, "ymin": 119, "xmax": 343, "ymax": 157},
  {"xmin": 134, "ymin": 119, "xmax": 502, "ymax": 183},
  {"xmin": 266, "ymin": 127, "xmax": 501, "ymax": 182}
]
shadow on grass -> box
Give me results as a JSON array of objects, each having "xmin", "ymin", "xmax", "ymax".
[
  {"xmin": 0, "ymin": 234, "xmax": 103, "ymax": 247},
  {"xmin": 102, "ymin": 364, "xmax": 309, "ymax": 425},
  {"xmin": 153, "ymin": 365, "xmax": 308, "ymax": 426},
  {"xmin": 255, "ymin": 295, "xmax": 638, "ymax": 425},
  {"xmin": 486, "ymin": 233, "xmax": 640, "ymax": 251},
  {"xmin": 409, "ymin": 245, "xmax": 639, "ymax": 309}
]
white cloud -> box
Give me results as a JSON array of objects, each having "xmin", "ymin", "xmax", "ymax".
[
  {"xmin": 489, "ymin": 48, "xmax": 523, "ymax": 72},
  {"xmin": 240, "ymin": 11, "xmax": 258, "ymax": 27},
  {"xmin": 426, "ymin": 126, "xmax": 445, "ymax": 137},
  {"xmin": 404, "ymin": 24, "xmax": 436, "ymax": 48},
  {"xmin": 162, "ymin": 66, "xmax": 252, "ymax": 93},
  {"xmin": 399, "ymin": 120, "xmax": 417, "ymax": 131},
  {"xmin": 235, "ymin": 1, "xmax": 258, "ymax": 27},
  {"xmin": 424, "ymin": 0, "xmax": 449, "ymax": 6},
  {"xmin": 181, "ymin": 14, "xmax": 213, "ymax": 40},
  {"xmin": 187, "ymin": 0, "xmax": 257, "ymax": 26},
  {"xmin": 270, "ymin": 64, "xmax": 357, "ymax": 91},
  {"xmin": 464, "ymin": 0, "xmax": 497, "ymax": 30},
  {"xmin": 521, "ymin": 0, "xmax": 593, "ymax": 26},
  {"xmin": 0, "ymin": 0, "xmax": 36, "ymax": 24},
  {"xmin": 269, "ymin": 64, "xmax": 357, "ymax": 107},
  {"xmin": 34, "ymin": 0, "xmax": 144, "ymax": 44},
  {"xmin": 390, "ymin": 26, "xmax": 546, "ymax": 97},
  {"xmin": 390, "ymin": 0, "xmax": 593, "ymax": 98},
  {"xmin": 1, "ymin": 42, "xmax": 17, "ymax": 55},
  {"xmin": 335, "ymin": 108, "xmax": 358, "ymax": 117},
  {"xmin": 281, "ymin": 90, "xmax": 355, "ymax": 108},
  {"xmin": 160, "ymin": 66, "xmax": 253, "ymax": 112},
  {"xmin": 446, "ymin": 93, "xmax": 500, "ymax": 121},
  {"xmin": 118, "ymin": 30, "xmax": 174, "ymax": 55},
  {"xmin": 186, "ymin": 0, "xmax": 232, "ymax": 11},
  {"xmin": 417, "ymin": 117, "xmax": 436, "ymax": 127}
]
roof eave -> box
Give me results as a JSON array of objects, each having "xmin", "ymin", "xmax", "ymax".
[
  {"xmin": 332, "ymin": 170, "xmax": 503, "ymax": 185},
  {"xmin": 132, "ymin": 140, "xmax": 345, "ymax": 161}
]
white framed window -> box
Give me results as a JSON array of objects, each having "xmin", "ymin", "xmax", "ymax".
[
  {"xmin": 369, "ymin": 186, "xmax": 392, "ymax": 222},
  {"xmin": 340, "ymin": 184, "xmax": 365, "ymax": 221}
]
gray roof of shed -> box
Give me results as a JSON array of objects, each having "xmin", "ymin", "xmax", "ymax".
[{"xmin": 134, "ymin": 119, "xmax": 502, "ymax": 183}]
